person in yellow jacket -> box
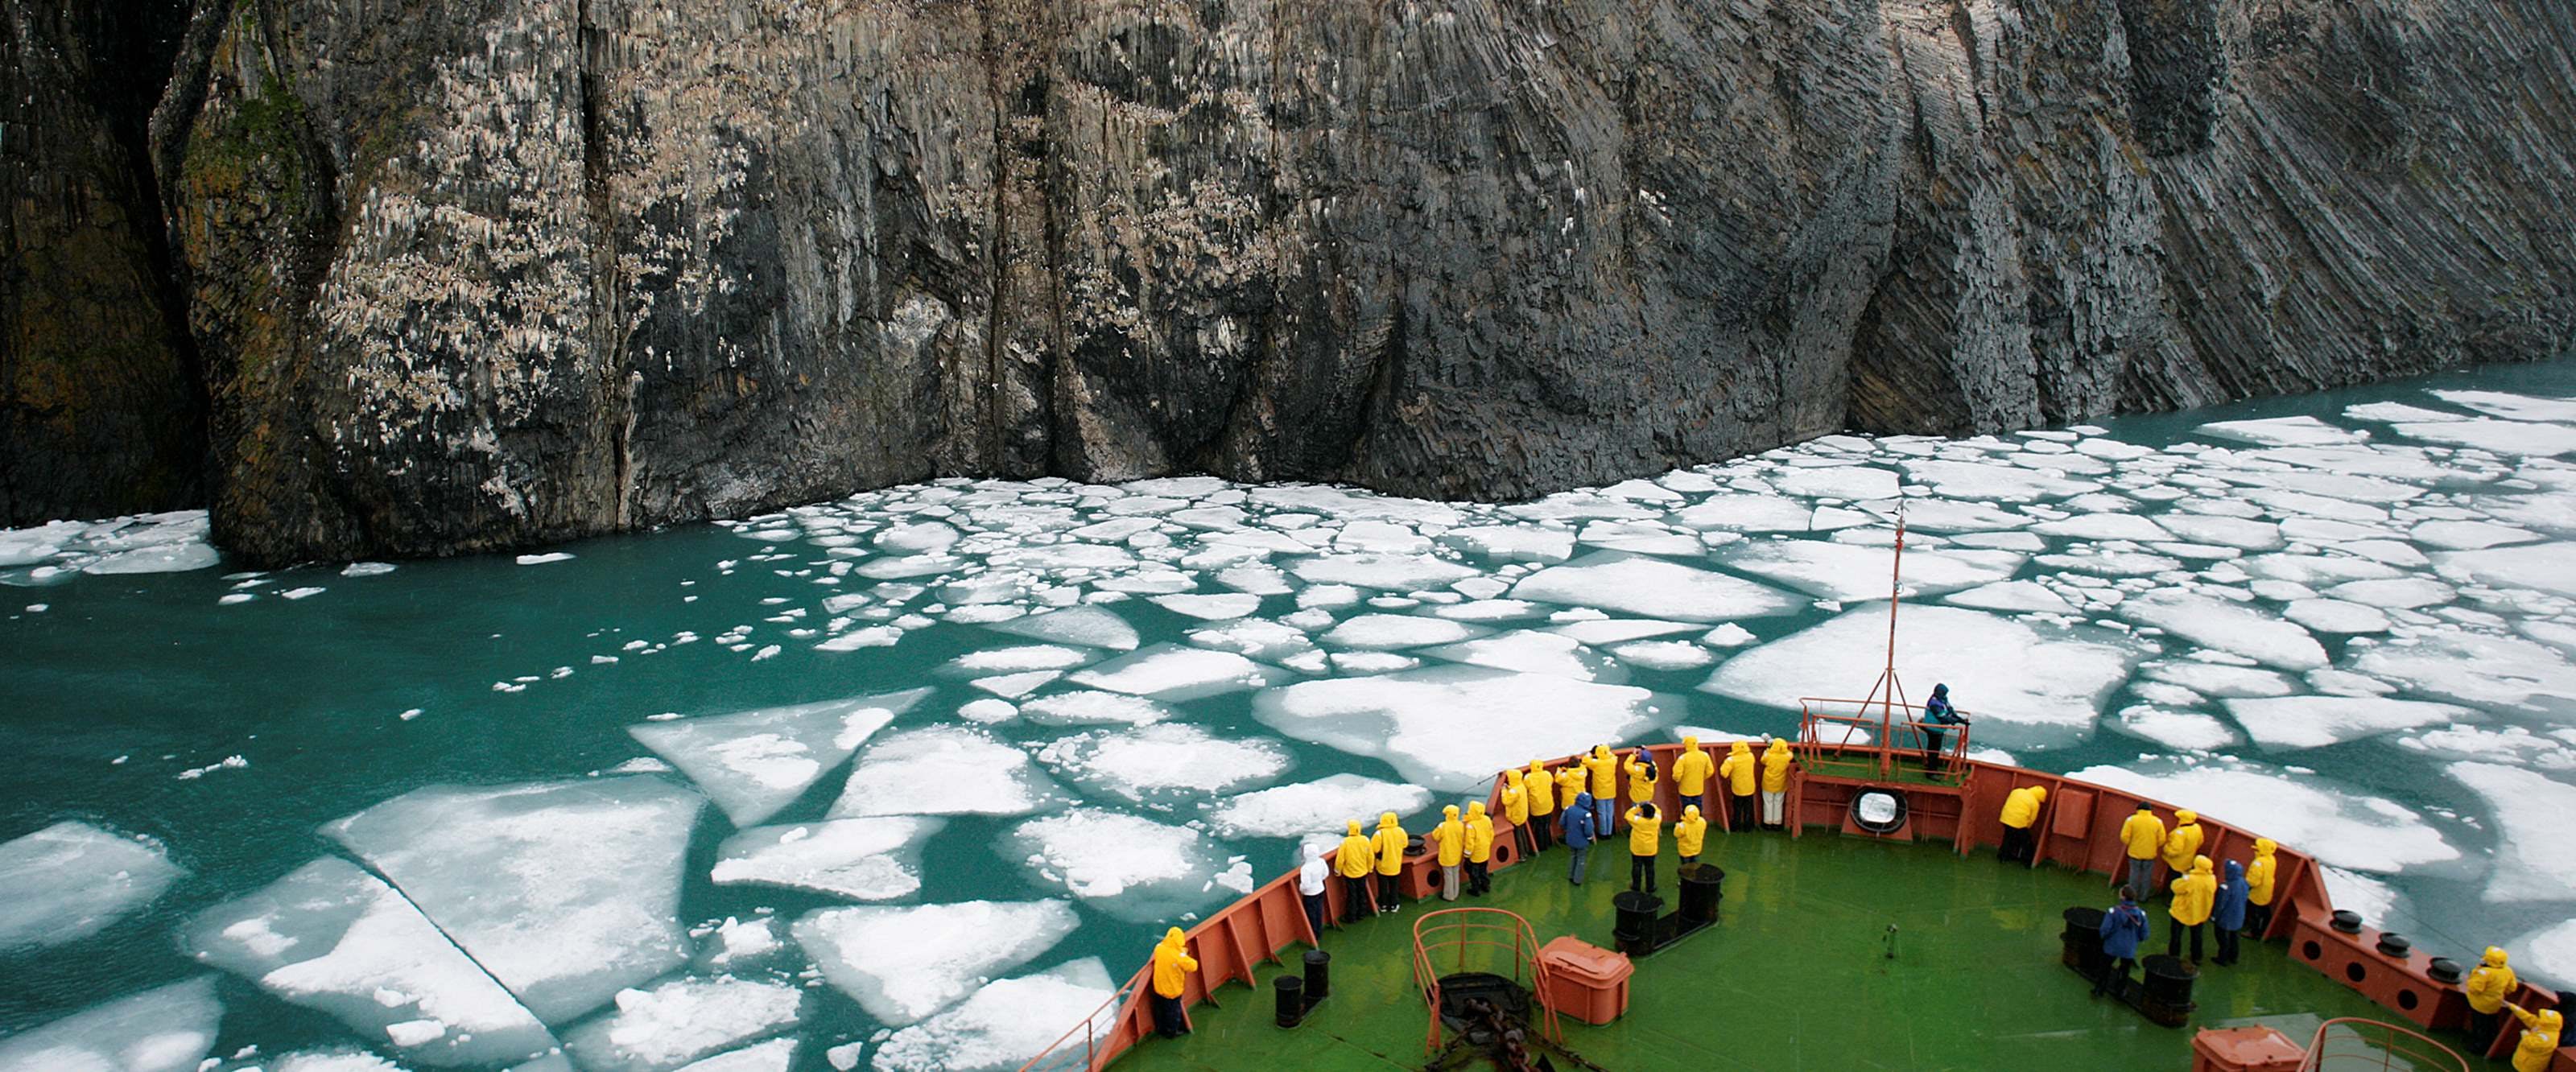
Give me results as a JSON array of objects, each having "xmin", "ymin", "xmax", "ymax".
[
  {"xmin": 1370, "ymin": 812, "xmax": 1408, "ymax": 913},
  {"xmin": 2160, "ymin": 809, "xmax": 2206, "ymax": 893},
  {"xmin": 1427, "ymin": 805, "xmax": 1464, "ymax": 901},
  {"xmin": 2116, "ymin": 805, "xmax": 2165, "ymax": 901},
  {"xmin": 1335, "ymin": 818, "xmax": 1377, "ymax": 923},
  {"xmin": 2504, "ymin": 1003, "xmax": 2563, "ymax": 1072},
  {"xmin": 2466, "ymin": 946, "xmax": 2520, "ymax": 1048},
  {"xmin": 1759, "ymin": 737, "xmax": 1794, "ymax": 830},
  {"xmin": 1463, "ymin": 802, "xmax": 1495, "ymax": 897},
  {"xmin": 1524, "ymin": 760, "xmax": 1557, "ymax": 852},
  {"xmin": 2244, "ymin": 838, "xmax": 2279, "ymax": 937},
  {"xmin": 1675, "ymin": 804, "xmax": 1708, "ymax": 867},
  {"xmin": 1997, "ymin": 785, "xmax": 2047, "ymax": 864},
  {"xmin": 1672, "ymin": 736, "xmax": 1715, "ymax": 817},
  {"xmin": 2165, "ymin": 855, "xmax": 2216, "ymax": 963},
  {"xmin": 1623, "ymin": 802, "xmax": 1663, "ymax": 893},
  {"xmin": 1624, "ymin": 748, "xmax": 1659, "ymax": 818},
  {"xmin": 1555, "ymin": 765, "xmax": 1587, "ymax": 843},
  {"xmin": 1718, "ymin": 740, "xmax": 1758, "ymax": 831},
  {"xmin": 1149, "ymin": 926, "xmax": 1198, "ymax": 1037},
  {"xmin": 1584, "ymin": 745, "xmax": 1620, "ymax": 831},
  {"xmin": 1501, "ymin": 770, "xmax": 1534, "ymax": 858}
]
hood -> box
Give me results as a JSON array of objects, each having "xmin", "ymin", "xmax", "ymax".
[
  {"xmin": 1505, "ymin": 769, "xmax": 1523, "ymax": 786},
  {"xmin": 1729, "ymin": 740, "xmax": 1752, "ymax": 756},
  {"xmin": 1575, "ymin": 791, "xmax": 1595, "ymax": 809},
  {"xmin": 2176, "ymin": 809, "xmax": 2198, "ymax": 825},
  {"xmin": 2254, "ymin": 837, "xmax": 2276, "ymax": 855},
  {"xmin": 2224, "ymin": 860, "xmax": 2244, "ymax": 881},
  {"xmin": 1763, "ymin": 738, "xmax": 1789, "ymax": 757},
  {"xmin": 1683, "ymin": 735, "xmax": 1700, "ymax": 750},
  {"xmin": 1347, "ymin": 819, "xmax": 1363, "ymax": 836},
  {"xmin": 2483, "ymin": 946, "xmax": 2510, "ymax": 967},
  {"xmin": 2190, "ymin": 855, "xmax": 2213, "ymax": 876},
  {"xmin": 2029, "ymin": 786, "xmax": 2046, "ymax": 802},
  {"xmin": 1593, "ymin": 744, "xmax": 1612, "ymax": 761},
  {"xmin": 1467, "ymin": 802, "xmax": 1486, "ymax": 818},
  {"xmin": 2540, "ymin": 1009, "xmax": 2564, "ymax": 1032},
  {"xmin": 1634, "ymin": 802, "xmax": 1657, "ymax": 819},
  {"xmin": 1442, "ymin": 805, "xmax": 1459, "ymax": 820},
  {"xmin": 1307, "ymin": 845, "xmax": 1326, "ymax": 862},
  {"xmin": 1378, "ymin": 812, "xmax": 1400, "ymax": 828},
  {"xmin": 1162, "ymin": 926, "xmax": 1186, "ymax": 947},
  {"xmin": 1932, "ymin": 683, "xmax": 1948, "ymax": 698},
  {"xmin": 1682, "ymin": 805, "xmax": 1702, "ymax": 820}
]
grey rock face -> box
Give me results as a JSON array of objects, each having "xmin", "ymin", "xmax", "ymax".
[{"xmin": 11, "ymin": 0, "xmax": 2575, "ymax": 559}]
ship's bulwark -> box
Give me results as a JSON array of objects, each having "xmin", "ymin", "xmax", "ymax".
[{"xmin": 6, "ymin": 0, "xmax": 2574, "ymax": 560}]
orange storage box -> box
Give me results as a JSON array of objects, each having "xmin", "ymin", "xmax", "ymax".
[
  {"xmin": 1538, "ymin": 935, "xmax": 1633, "ymax": 1025},
  {"xmin": 2189, "ymin": 1026, "xmax": 2304, "ymax": 1072}
]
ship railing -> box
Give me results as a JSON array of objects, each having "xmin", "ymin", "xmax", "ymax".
[
  {"xmin": 1408, "ymin": 907, "xmax": 1561, "ymax": 1055},
  {"xmin": 1014, "ymin": 966, "xmax": 1148, "ymax": 1072},
  {"xmin": 1794, "ymin": 697, "xmax": 1971, "ymax": 784},
  {"xmin": 2298, "ymin": 1017, "xmax": 2469, "ymax": 1071}
]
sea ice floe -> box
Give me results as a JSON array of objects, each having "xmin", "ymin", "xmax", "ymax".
[
  {"xmin": 2031, "ymin": 514, "xmax": 2169, "ymax": 542},
  {"xmin": 1547, "ymin": 619, "xmax": 1702, "ymax": 645},
  {"xmin": 2145, "ymin": 513, "xmax": 2285, "ymax": 551},
  {"xmin": 629, "ymin": 690, "xmax": 927, "ymax": 827},
  {"xmin": 2408, "ymin": 520, "xmax": 2541, "ymax": 550},
  {"xmin": 1701, "ymin": 605, "xmax": 2145, "ymax": 731},
  {"xmin": 325, "ymin": 777, "xmax": 707, "ymax": 1024},
  {"xmin": 2140, "ymin": 661, "xmax": 2295, "ymax": 699},
  {"xmin": 791, "ymin": 901, "xmax": 1080, "ymax": 1026},
  {"xmin": 2397, "ymin": 725, "xmax": 2576, "ymax": 771},
  {"xmin": 1770, "ymin": 465, "xmax": 1899, "ymax": 500},
  {"xmin": 1717, "ymin": 542, "xmax": 2022, "ymax": 601},
  {"xmin": 1253, "ymin": 667, "xmax": 1665, "ymax": 790},
  {"xmin": 1066, "ymin": 644, "xmax": 1288, "ymax": 699},
  {"xmin": 2220, "ymin": 696, "xmax": 2479, "ymax": 749},
  {"xmin": 182, "ymin": 856, "xmax": 556, "ymax": 1066},
  {"xmin": 2283, "ymin": 599, "xmax": 2390, "ymax": 634},
  {"xmin": 1149, "ymin": 593, "xmax": 1264, "ymax": 621},
  {"xmin": 2108, "ymin": 706, "xmax": 2239, "ymax": 751},
  {"xmin": 1018, "ymin": 691, "xmax": 1174, "ymax": 727},
  {"xmin": 83, "ymin": 542, "xmax": 221, "ymax": 575},
  {"xmin": 1319, "ymin": 615, "xmax": 1491, "ymax": 650},
  {"xmin": 943, "ymin": 646, "xmax": 1094, "ymax": 675},
  {"xmin": 2444, "ymin": 762, "xmax": 2576, "ymax": 903},
  {"xmin": 1668, "ymin": 493, "xmax": 1829, "ymax": 532},
  {"xmin": 1184, "ymin": 618, "xmax": 1318, "ymax": 664},
  {"xmin": 1030, "ymin": 724, "xmax": 1290, "ymax": 806},
  {"xmin": 2067, "ymin": 760, "xmax": 2457, "ymax": 873},
  {"xmin": 710, "ymin": 818, "xmax": 943, "ymax": 901},
  {"xmin": 2427, "ymin": 390, "xmax": 2576, "ymax": 423},
  {"xmin": 1285, "ymin": 553, "xmax": 1480, "ymax": 591},
  {"xmin": 0, "ymin": 976, "xmax": 221, "ymax": 1072},
  {"xmin": 2322, "ymin": 578, "xmax": 2454, "ymax": 609},
  {"xmin": 1436, "ymin": 526, "xmax": 1578, "ymax": 563},
  {"xmin": 2194, "ymin": 416, "xmax": 2368, "ymax": 447},
  {"xmin": 1199, "ymin": 774, "xmax": 1435, "ymax": 840},
  {"xmin": 1864, "ymin": 499, "xmax": 2032, "ymax": 533},
  {"xmin": 2350, "ymin": 628, "xmax": 2576, "ymax": 709},
  {"xmin": 983, "ymin": 606, "xmax": 1139, "ymax": 651},
  {"xmin": 2512, "ymin": 917, "xmax": 2576, "ymax": 992},
  {"xmin": 829, "ymin": 727, "xmax": 1055, "ymax": 818},
  {"xmin": 2395, "ymin": 418, "xmax": 2576, "ymax": 456},
  {"xmin": 1008, "ymin": 810, "xmax": 1227, "ymax": 918},
  {"xmin": 869, "ymin": 959, "xmax": 1118, "ymax": 1072},
  {"xmin": 671, "ymin": 1037, "xmax": 795, "ymax": 1072},
  {"xmin": 0, "ymin": 820, "xmax": 184, "ymax": 952},
  {"xmin": 266, "ymin": 1050, "xmax": 408, "ymax": 1072},
  {"xmin": 1898, "ymin": 460, "xmax": 2097, "ymax": 501},
  {"xmin": 1422, "ymin": 630, "xmax": 1620, "ymax": 682},
  {"xmin": 1608, "ymin": 640, "xmax": 1716, "ymax": 672},
  {"xmin": 1509, "ymin": 551, "xmax": 1800, "ymax": 622},
  {"xmin": 2432, "ymin": 543, "xmax": 2576, "ymax": 598},
  {"xmin": 1942, "ymin": 581, "xmax": 2074, "ymax": 613},
  {"xmin": 2120, "ymin": 590, "xmax": 2324, "ymax": 670},
  {"xmin": 560, "ymin": 975, "xmax": 803, "ymax": 1072}
]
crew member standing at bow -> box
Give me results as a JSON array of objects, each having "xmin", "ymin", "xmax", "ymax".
[
  {"xmin": 1523, "ymin": 760, "xmax": 1558, "ymax": 852},
  {"xmin": 1150, "ymin": 928, "xmax": 1199, "ymax": 1038},
  {"xmin": 1502, "ymin": 770, "xmax": 1534, "ymax": 859},
  {"xmin": 1719, "ymin": 740, "xmax": 1757, "ymax": 831}
]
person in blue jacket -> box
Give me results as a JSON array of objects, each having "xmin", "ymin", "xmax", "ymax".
[
  {"xmin": 1919, "ymin": 683, "xmax": 1968, "ymax": 769},
  {"xmin": 2212, "ymin": 860, "xmax": 2250, "ymax": 967},
  {"xmin": 1564, "ymin": 791, "xmax": 1599, "ymax": 885},
  {"xmin": 2095, "ymin": 891, "xmax": 2151, "ymax": 997}
]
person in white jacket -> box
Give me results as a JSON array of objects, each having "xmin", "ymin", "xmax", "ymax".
[{"xmin": 1298, "ymin": 844, "xmax": 1331, "ymax": 942}]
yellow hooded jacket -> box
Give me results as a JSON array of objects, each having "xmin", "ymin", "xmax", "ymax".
[
  {"xmin": 2508, "ymin": 1005, "xmax": 2562, "ymax": 1072},
  {"xmin": 1525, "ymin": 761, "xmax": 1556, "ymax": 815},
  {"xmin": 1501, "ymin": 772, "xmax": 1530, "ymax": 825},
  {"xmin": 1372, "ymin": 813, "xmax": 1408, "ymax": 876},
  {"xmin": 2119, "ymin": 807, "xmax": 2166, "ymax": 861},
  {"xmin": 1464, "ymin": 802, "xmax": 1494, "ymax": 863},
  {"xmin": 2247, "ymin": 839, "xmax": 2277, "ymax": 906},
  {"xmin": 2169, "ymin": 856, "xmax": 2217, "ymax": 926},
  {"xmin": 2467, "ymin": 947, "xmax": 2517, "ymax": 1015},
  {"xmin": 1430, "ymin": 806, "xmax": 1464, "ymax": 867},
  {"xmin": 1675, "ymin": 806, "xmax": 1707, "ymax": 856},
  {"xmin": 1719, "ymin": 741, "xmax": 1757, "ymax": 796},
  {"xmin": 1337, "ymin": 819, "xmax": 1375, "ymax": 878},
  {"xmin": 2000, "ymin": 785, "xmax": 2047, "ymax": 830},
  {"xmin": 1672, "ymin": 738, "xmax": 1715, "ymax": 796},
  {"xmin": 1584, "ymin": 746, "xmax": 1619, "ymax": 798},
  {"xmin": 1556, "ymin": 767, "xmax": 1587, "ymax": 814},
  {"xmin": 1152, "ymin": 927, "xmax": 1199, "ymax": 998},
  {"xmin": 1761, "ymin": 739, "xmax": 1793, "ymax": 794},
  {"xmin": 2161, "ymin": 810, "xmax": 2206, "ymax": 872},
  {"xmin": 1624, "ymin": 752, "xmax": 1657, "ymax": 803},
  {"xmin": 1624, "ymin": 806, "xmax": 1662, "ymax": 856}
]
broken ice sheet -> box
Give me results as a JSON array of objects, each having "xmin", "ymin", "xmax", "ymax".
[
  {"xmin": 1423, "ymin": 629, "xmax": 1623, "ymax": 682},
  {"xmin": 1716, "ymin": 541, "xmax": 2023, "ymax": 601},
  {"xmin": 829, "ymin": 727, "xmax": 1055, "ymax": 818},
  {"xmin": 2350, "ymin": 626, "xmax": 2576, "ymax": 710},
  {"xmin": 2445, "ymin": 762, "xmax": 2576, "ymax": 903},
  {"xmin": 1030, "ymin": 724, "xmax": 1290, "ymax": 807},
  {"xmin": 794, "ymin": 900, "xmax": 1079, "ymax": 1026},
  {"xmin": 1066, "ymin": 643, "xmax": 1288, "ymax": 700},
  {"xmin": 0, "ymin": 976, "xmax": 221, "ymax": 1072},
  {"xmin": 1006, "ymin": 809, "xmax": 1228, "ymax": 919},
  {"xmin": 1017, "ymin": 691, "xmax": 1174, "ymax": 727},
  {"xmin": 1509, "ymin": 550, "xmax": 1801, "ymax": 622},
  {"xmin": 1702, "ymin": 604, "xmax": 2146, "ymax": 732},
  {"xmin": 2194, "ymin": 415, "xmax": 2368, "ymax": 447},
  {"xmin": 982, "ymin": 605, "xmax": 1139, "ymax": 651},
  {"xmin": 559, "ymin": 975, "xmax": 804, "ymax": 1072},
  {"xmin": 0, "ymin": 820, "xmax": 184, "ymax": 952},
  {"xmin": 2068, "ymin": 759, "xmax": 2457, "ymax": 874},
  {"xmin": 670, "ymin": 1037, "xmax": 795, "ymax": 1072},
  {"xmin": 1254, "ymin": 666, "xmax": 1666, "ymax": 791},
  {"xmin": 2220, "ymin": 696, "xmax": 2479, "ymax": 750},
  {"xmin": 628, "ymin": 689, "xmax": 927, "ymax": 827},
  {"xmin": 325, "ymin": 777, "xmax": 707, "ymax": 1025},
  {"xmin": 1199, "ymin": 774, "xmax": 1435, "ymax": 839},
  {"xmin": 2119, "ymin": 589, "xmax": 2325, "ymax": 670},
  {"xmin": 710, "ymin": 818, "xmax": 943, "ymax": 901},
  {"xmin": 870, "ymin": 959, "xmax": 1118, "ymax": 1072}
]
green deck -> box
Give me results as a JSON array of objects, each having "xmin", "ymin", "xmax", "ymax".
[{"xmin": 1117, "ymin": 829, "xmax": 2495, "ymax": 1071}]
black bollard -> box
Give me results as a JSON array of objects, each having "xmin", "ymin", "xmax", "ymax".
[
  {"xmin": 1612, "ymin": 892, "xmax": 1664, "ymax": 957},
  {"xmin": 1678, "ymin": 865, "xmax": 1725, "ymax": 925},
  {"xmin": 1302, "ymin": 948, "xmax": 1331, "ymax": 1006},
  {"xmin": 2139, "ymin": 954, "xmax": 2199, "ymax": 1028},
  {"xmin": 1274, "ymin": 973, "xmax": 1307, "ymax": 1028}
]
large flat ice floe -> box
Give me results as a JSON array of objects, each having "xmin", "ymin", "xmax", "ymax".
[
  {"xmin": 1199, "ymin": 774, "xmax": 1435, "ymax": 840},
  {"xmin": 2119, "ymin": 590, "xmax": 2325, "ymax": 670},
  {"xmin": 183, "ymin": 856, "xmax": 556, "ymax": 1066},
  {"xmin": 629, "ymin": 689, "xmax": 927, "ymax": 827},
  {"xmin": 2067, "ymin": 761, "xmax": 2458, "ymax": 874},
  {"xmin": 1030, "ymin": 724, "xmax": 1290, "ymax": 807},
  {"xmin": 870, "ymin": 959, "xmax": 1118, "ymax": 1072},
  {"xmin": 2443, "ymin": 762, "xmax": 2576, "ymax": 903},
  {"xmin": 559, "ymin": 975, "xmax": 804, "ymax": 1072},
  {"xmin": 828, "ymin": 726, "xmax": 1055, "ymax": 818},
  {"xmin": 1007, "ymin": 809, "xmax": 1228, "ymax": 919},
  {"xmin": 1701, "ymin": 605, "xmax": 2146, "ymax": 732},
  {"xmin": 791, "ymin": 901, "xmax": 1079, "ymax": 1026},
  {"xmin": 0, "ymin": 820, "xmax": 184, "ymax": 952},
  {"xmin": 2220, "ymin": 696, "xmax": 2480, "ymax": 750},
  {"xmin": 1509, "ymin": 551, "xmax": 1801, "ymax": 622},
  {"xmin": 324, "ymin": 777, "xmax": 707, "ymax": 1025},
  {"xmin": 710, "ymin": 818, "xmax": 943, "ymax": 901},
  {"xmin": 1066, "ymin": 644, "xmax": 1287, "ymax": 700},
  {"xmin": 1253, "ymin": 666, "xmax": 1665, "ymax": 790},
  {"xmin": 1716, "ymin": 542, "xmax": 2023, "ymax": 601},
  {"xmin": 0, "ymin": 976, "xmax": 221, "ymax": 1072}
]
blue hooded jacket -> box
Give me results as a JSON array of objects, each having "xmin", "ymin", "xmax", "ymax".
[
  {"xmin": 1564, "ymin": 792, "xmax": 1598, "ymax": 848},
  {"xmin": 2099, "ymin": 901, "xmax": 2149, "ymax": 959},
  {"xmin": 2215, "ymin": 860, "xmax": 2250, "ymax": 930},
  {"xmin": 1923, "ymin": 683, "xmax": 1964, "ymax": 725}
]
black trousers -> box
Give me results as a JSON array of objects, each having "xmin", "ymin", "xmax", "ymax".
[
  {"xmin": 1728, "ymin": 793, "xmax": 1755, "ymax": 831},
  {"xmin": 2468, "ymin": 1008, "xmax": 2502, "ymax": 1050},
  {"xmin": 2094, "ymin": 957, "xmax": 2135, "ymax": 995},
  {"xmin": 1999, "ymin": 826, "xmax": 2035, "ymax": 864},
  {"xmin": 1922, "ymin": 728, "xmax": 1946, "ymax": 765},
  {"xmin": 2214, "ymin": 925, "xmax": 2240, "ymax": 965},
  {"xmin": 1152, "ymin": 992, "xmax": 1187, "ymax": 1037},
  {"xmin": 1341, "ymin": 873, "xmax": 1374, "ymax": 922},
  {"xmin": 1302, "ymin": 889, "xmax": 1328, "ymax": 939},
  {"xmin": 1630, "ymin": 853, "xmax": 1656, "ymax": 893},
  {"xmin": 2168, "ymin": 920, "xmax": 2206, "ymax": 961},
  {"xmin": 2245, "ymin": 902, "xmax": 2273, "ymax": 938},
  {"xmin": 1531, "ymin": 816, "xmax": 1554, "ymax": 851},
  {"xmin": 1375, "ymin": 872, "xmax": 1401, "ymax": 910},
  {"xmin": 1466, "ymin": 860, "xmax": 1490, "ymax": 895}
]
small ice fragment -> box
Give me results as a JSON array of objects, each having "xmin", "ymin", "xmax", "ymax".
[
  {"xmin": 560, "ymin": 975, "xmax": 805, "ymax": 1072},
  {"xmin": 517, "ymin": 553, "xmax": 576, "ymax": 566},
  {"xmin": 0, "ymin": 977, "xmax": 221, "ymax": 1072},
  {"xmin": 0, "ymin": 820, "xmax": 184, "ymax": 952}
]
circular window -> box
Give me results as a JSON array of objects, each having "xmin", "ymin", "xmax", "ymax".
[
  {"xmin": 2303, "ymin": 941, "xmax": 2324, "ymax": 961},
  {"xmin": 1852, "ymin": 790, "xmax": 1908, "ymax": 834},
  {"xmin": 1496, "ymin": 844, "xmax": 1513, "ymax": 866},
  {"xmin": 2346, "ymin": 962, "xmax": 2368, "ymax": 983},
  {"xmin": 2398, "ymin": 989, "xmax": 2420, "ymax": 1011}
]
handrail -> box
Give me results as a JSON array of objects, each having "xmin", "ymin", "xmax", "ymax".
[
  {"xmin": 1014, "ymin": 966, "xmax": 1149, "ymax": 1072},
  {"xmin": 1797, "ymin": 696, "xmax": 1971, "ymax": 782},
  {"xmin": 2297, "ymin": 1018, "xmax": 2470, "ymax": 1071},
  {"xmin": 1409, "ymin": 908, "xmax": 1561, "ymax": 1054}
]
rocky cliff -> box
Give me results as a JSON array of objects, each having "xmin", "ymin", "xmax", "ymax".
[{"xmin": 5, "ymin": 0, "xmax": 2572, "ymax": 563}]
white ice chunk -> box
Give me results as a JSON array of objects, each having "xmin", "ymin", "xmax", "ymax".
[
  {"xmin": 1006, "ymin": 810, "xmax": 1227, "ymax": 919},
  {"xmin": 2512, "ymin": 917, "xmax": 2576, "ymax": 992},
  {"xmin": 1771, "ymin": 465, "xmax": 1898, "ymax": 500},
  {"xmin": 1862, "ymin": 500, "xmax": 2032, "ymax": 533},
  {"xmin": 791, "ymin": 901, "xmax": 1079, "ymax": 1026},
  {"xmin": 269, "ymin": 1051, "xmax": 407, "ymax": 1072},
  {"xmin": 1319, "ymin": 615, "xmax": 1489, "ymax": 650},
  {"xmin": 2394, "ymin": 418, "xmax": 2576, "ymax": 456},
  {"xmin": 2141, "ymin": 662, "xmax": 2296, "ymax": 699},
  {"xmin": 830, "ymin": 728, "xmax": 1055, "ymax": 818},
  {"xmin": 1031, "ymin": 724, "xmax": 1289, "ymax": 807},
  {"xmin": 1899, "ymin": 460, "xmax": 2097, "ymax": 501},
  {"xmin": 2321, "ymin": 578, "xmax": 2453, "ymax": 609},
  {"xmin": 710, "ymin": 818, "xmax": 943, "ymax": 901},
  {"xmin": 325, "ymin": 777, "xmax": 705, "ymax": 1025},
  {"xmin": 1608, "ymin": 641, "xmax": 1716, "ymax": 672},
  {"xmin": 1018, "ymin": 691, "xmax": 1174, "ymax": 727},
  {"xmin": 1546, "ymin": 619, "xmax": 1700, "ymax": 645},
  {"xmin": 1703, "ymin": 605, "xmax": 2145, "ymax": 730},
  {"xmin": 2344, "ymin": 401, "xmax": 2469, "ymax": 424},
  {"xmin": 81, "ymin": 542, "xmax": 221, "ymax": 575},
  {"xmin": 969, "ymin": 672, "xmax": 1059, "ymax": 699},
  {"xmin": 877, "ymin": 522, "xmax": 961, "ymax": 553},
  {"xmin": 0, "ymin": 821, "xmax": 183, "ymax": 952},
  {"xmin": 2032, "ymin": 514, "xmax": 2169, "ymax": 542},
  {"xmin": 2397, "ymin": 725, "xmax": 2576, "ymax": 771},
  {"xmin": 1199, "ymin": 774, "xmax": 1435, "ymax": 840},
  {"xmin": 1942, "ymin": 581, "xmax": 2074, "ymax": 613},
  {"xmin": 1253, "ymin": 667, "xmax": 1663, "ymax": 790},
  {"xmin": 2146, "ymin": 513, "xmax": 2284, "ymax": 551},
  {"xmin": 2108, "ymin": 706, "xmax": 2240, "ymax": 751},
  {"xmin": 182, "ymin": 857, "xmax": 555, "ymax": 1067},
  {"xmin": 672, "ymin": 1038, "xmax": 795, "ymax": 1072},
  {"xmin": 2446, "ymin": 763, "xmax": 2576, "ymax": 901},
  {"xmin": 2408, "ymin": 520, "xmax": 2540, "ymax": 550},
  {"xmin": 1286, "ymin": 553, "xmax": 1480, "ymax": 591},
  {"xmin": 2195, "ymin": 416, "xmax": 2368, "ymax": 447},
  {"xmin": 2067, "ymin": 760, "xmax": 2455, "ymax": 873},
  {"xmin": 1509, "ymin": 551, "xmax": 1799, "ymax": 622},
  {"xmin": 0, "ymin": 977, "xmax": 221, "ymax": 1072},
  {"xmin": 2282, "ymin": 599, "xmax": 2390, "ymax": 634},
  {"xmin": 1435, "ymin": 526, "xmax": 1577, "ymax": 564},
  {"xmin": 984, "ymin": 607, "xmax": 1139, "ymax": 651},
  {"xmin": 1422, "ymin": 629, "xmax": 1618, "ymax": 682},
  {"xmin": 2432, "ymin": 543, "xmax": 2576, "ymax": 599},
  {"xmin": 1149, "ymin": 593, "xmax": 1264, "ymax": 621},
  {"xmin": 869, "ymin": 959, "xmax": 1117, "ymax": 1072},
  {"xmin": 1667, "ymin": 493, "xmax": 1814, "ymax": 532},
  {"xmin": 561, "ymin": 976, "xmax": 804, "ymax": 1072},
  {"xmin": 1717, "ymin": 542, "xmax": 2023, "ymax": 601},
  {"xmin": 1185, "ymin": 618, "xmax": 1318, "ymax": 664},
  {"xmin": 628, "ymin": 691, "xmax": 926, "ymax": 827},
  {"xmin": 2428, "ymin": 390, "xmax": 2576, "ymax": 423},
  {"xmin": 2351, "ymin": 628, "xmax": 2576, "ymax": 709},
  {"xmin": 1067, "ymin": 644, "xmax": 1287, "ymax": 700},
  {"xmin": 2223, "ymin": 696, "xmax": 2478, "ymax": 749},
  {"xmin": 2120, "ymin": 589, "xmax": 2325, "ymax": 670}
]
